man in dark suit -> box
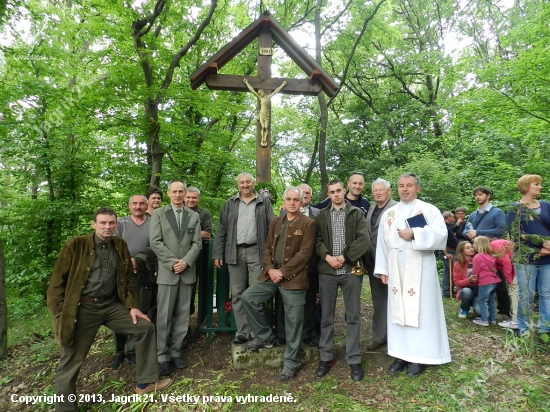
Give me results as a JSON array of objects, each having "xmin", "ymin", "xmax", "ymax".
[
  {"xmin": 365, "ymin": 178, "xmax": 397, "ymax": 351},
  {"xmin": 149, "ymin": 181, "xmax": 202, "ymax": 376}
]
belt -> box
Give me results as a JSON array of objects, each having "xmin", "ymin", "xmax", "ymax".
[
  {"xmin": 80, "ymin": 295, "xmax": 105, "ymax": 303},
  {"xmin": 237, "ymin": 243, "xmax": 257, "ymax": 248}
]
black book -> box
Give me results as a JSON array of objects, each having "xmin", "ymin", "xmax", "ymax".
[{"xmin": 406, "ymin": 214, "xmax": 428, "ymax": 228}]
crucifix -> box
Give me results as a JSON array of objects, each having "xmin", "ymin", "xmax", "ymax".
[
  {"xmin": 190, "ymin": 12, "xmax": 338, "ymax": 182},
  {"xmin": 243, "ymin": 78, "xmax": 287, "ymax": 147}
]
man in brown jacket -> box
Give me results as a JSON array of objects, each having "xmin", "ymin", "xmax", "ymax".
[
  {"xmin": 242, "ymin": 187, "xmax": 316, "ymax": 381},
  {"xmin": 47, "ymin": 207, "xmax": 171, "ymax": 412}
]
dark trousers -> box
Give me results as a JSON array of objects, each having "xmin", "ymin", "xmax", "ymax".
[
  {"xmin": 112, "ymin": 284, "xmax": 157, "ymax": 356},
  {"xmin": 318, "ymin": 272, "xmax": 362, "ymax": 365},
  {"xmin": 55, "ymin": 301, "xmax": 158, "ymax": 412},
  {"xmin": 496, "ymin": 269, "xmax": 511, "ymax": 316},
  {"xmin": 303, "ymin": 271, "xmax": 320, "ymax": 339},
  {"xmin": 367, "ymin": 271, "xmax": 388, "ymax": 344}
]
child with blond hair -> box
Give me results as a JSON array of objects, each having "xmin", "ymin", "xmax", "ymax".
[{"xmin": 472, "ymin": 236, "xmax": 501, "ymax": 326}]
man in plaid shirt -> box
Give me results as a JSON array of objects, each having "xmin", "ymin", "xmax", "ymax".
[{"xmin": 314, "ymin": 180, "xmax": 369, "ymax": 381}]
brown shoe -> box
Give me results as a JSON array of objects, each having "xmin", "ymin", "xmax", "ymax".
[
  {"xmin": 366, "ymin": 341, "xmax": 384, "ymax": 350},
  {"xmin": 135, "ymin": 378, "xmax": 173, "ymax": 394}
]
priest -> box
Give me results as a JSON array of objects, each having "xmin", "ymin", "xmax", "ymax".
[{"xmin": 374, "ymin": 173, "xmax": 451, "ymax": 377}]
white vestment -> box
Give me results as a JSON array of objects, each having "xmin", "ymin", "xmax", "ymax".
[{"xmin": 374, "ymin": 199, "xmax": 451, "ymax": 364}]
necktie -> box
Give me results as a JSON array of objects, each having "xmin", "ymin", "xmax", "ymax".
[{"xmin": 176, "ymin": 209, "xmax": 182, "ymax": 230}]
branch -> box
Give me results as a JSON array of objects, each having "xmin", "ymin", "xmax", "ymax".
[
  {"xmin": 159, "ymin": 0, "xmax": 218, "ymax": 94},
  {"xmin": 133, "ymin": 0, "xmax": 167, "ymax": 40},
  {"xmin": 321, "ymin": 0, "xmax": 353, "ymax": 37},
  {"xmin": 327, "ymin": 0, "xmax": 387, "ymax": 106},
  {"xmin": 498, "ymin": 90, "xmax": 550, "ymax": 124},
  {"xmin": 372, "ymin": 41, "xmax": 426, "ymax": 104}
]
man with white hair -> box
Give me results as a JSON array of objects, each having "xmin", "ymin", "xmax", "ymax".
[
  {"xmin": 364, "ymin": 178, "xmax": 397, "ymax": 351},
  {"xmin": 242, "ymin": 186, "xmax": 315, "ymax": 381},
  {"xmin": 213, "ymin": 172, "xmax": 275, "ymax": 344}
]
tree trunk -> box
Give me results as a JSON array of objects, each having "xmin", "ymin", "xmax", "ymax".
[
  {"xmin": 315, "ymin": 0, "xmax": 329, "ymax": 197},
  {"xmin": 0, "ymin": 239, "xmax": 7, "ymax": 360},
  {"xmin": 146, "ymin": 99, "xmax": 162, "ymax": 188}
]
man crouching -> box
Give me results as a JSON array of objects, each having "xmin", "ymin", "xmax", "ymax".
[
  {"xmin": 242, "ymin": 187, "xmax": 316, "ymax": 381},
  {"xmin": 47, "ymin": 207, "xmax": 172, "ymax": 412}
]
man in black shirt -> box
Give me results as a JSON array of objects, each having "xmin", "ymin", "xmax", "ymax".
[
  {"xmin": 313, "ymin": 172, "xmax": 370, "ymax": 217},
  {"xmin": 441, "ymin": 211, "xmax": 459, "ymax": 298}
]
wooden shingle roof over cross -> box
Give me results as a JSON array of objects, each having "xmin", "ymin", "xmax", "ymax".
[{"xmin": 189, "ymin": 11, "xmax": 339, "ymax": 97}]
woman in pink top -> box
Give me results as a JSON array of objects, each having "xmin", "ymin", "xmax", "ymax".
[
  {"xmin": 453, "ymin": 242, "xmax": 480, "ymax": 318},
  {"xmin": 472, "ymin": 236, "xmax": 501, "ymax": 326}
]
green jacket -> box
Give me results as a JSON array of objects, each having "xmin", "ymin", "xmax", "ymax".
[
  {"xmin": 315, "ymin": 201, "xmax": 369, "ymax": 274},
  {"xmin": 47, "ymin": 234, "xmax": 138, "ymax": 346}
]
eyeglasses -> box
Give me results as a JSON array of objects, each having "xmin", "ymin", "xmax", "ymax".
[{"xmin": 349, "ymin": 171, "xmax": 364, "ymax": 177}]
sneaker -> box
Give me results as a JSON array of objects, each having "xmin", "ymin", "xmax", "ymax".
[
  {"xmin": 458, "ymin": 309, "xmax": 468, "ymax": 319},
  {"xmin": 244, "ymin": 338, "xmax": 274, "ymax": 351},
  {"xmin": 350, "ymin": 363, "xmax": 364, "ymax": 382},
  {"xmin": 473, "ymin": 318, "xmax": 489, "ymax": 327},
  {"xmin": 315, "ymin": 359, "xmax": 335, "ymax": 377},
  {"xmin": 279, "ymin": 366, "xmax": 298, "ymax": 381},
  {"xmin": 498, "ymin": 320, "xmax": 519, "ymax": 329}
]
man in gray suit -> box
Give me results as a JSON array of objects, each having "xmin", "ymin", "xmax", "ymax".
[
  {"xmin": 150, "ymin": 180, "xmax": 201, "ymax": 376},
  {"xmin": 365, "ymin": 178, "xmax": 397, "ymax": 350}
]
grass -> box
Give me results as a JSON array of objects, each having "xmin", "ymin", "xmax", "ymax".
[{"xmin": 2, "ymin": 284, "xmax": 550, "ymax": 411}]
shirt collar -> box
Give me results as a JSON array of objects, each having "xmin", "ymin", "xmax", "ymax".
[
  {"xmin": 171, "ymin": 203, "xmax": 184, "ymax": 213},
  {"xmin": 330, "ymin": 203, "xmax": 346, "ymax": 212},
  {"xmin": 237, "ymin": 193, "xmax": 257, "ymax": 202},
  {"xmin": 94, "ymin": 234, "xmax": 111, "ymax": 248},
  {"xmin": 478, "ymin": 203, "xmax": 493, "ymax": 213}
]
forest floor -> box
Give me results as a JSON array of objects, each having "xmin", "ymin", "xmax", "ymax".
[{"xmin": 1, "ymin": 286, "xmax": 550, "ymax": 411}]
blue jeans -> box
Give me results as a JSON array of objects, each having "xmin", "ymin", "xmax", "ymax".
[
  {"xmin": 440, "ymin": 251, "xmax": 455, "ymax": 296},
  {"xmin": 515, "ymin": 263, "xmax": 550, "ymax": 334},
  {"xmin": 478, "ymin": 283, "xmax": 498, "ymax": 322},
  {"xmin": 460, "ymin": 287, "xmax": 480, "ymax": 316}
]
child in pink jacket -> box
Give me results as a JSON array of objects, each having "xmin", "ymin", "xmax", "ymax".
[
  {"xmin": 491, "ymin": 239, "xmax": 518, "ymax": 329},
  {"xmin": 472, "ymin": 236, "xmax": 501, "ymax": 326}
]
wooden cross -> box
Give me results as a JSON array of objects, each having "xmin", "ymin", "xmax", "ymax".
[{"xmin": 190, "ymin": 12, "xmax": 338, "ymax": 182}]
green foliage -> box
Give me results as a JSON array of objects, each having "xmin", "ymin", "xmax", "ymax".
[{"xmin": 1, "ymin": 0, "xmax": 550, "ymax": 315}]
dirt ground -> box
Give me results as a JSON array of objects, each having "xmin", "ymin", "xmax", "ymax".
[
  {"xmin": 2, "ymin": 294, "xmax": 546, "ymax": 411},
  {"xmin": 2, "ymin": 294, "xmax": 395, "ymax": 411}
]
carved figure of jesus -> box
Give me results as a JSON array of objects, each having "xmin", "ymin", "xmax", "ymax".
[{"xmin": 243, "ymin": 78, "xmax": 287, "ymax": 146}]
